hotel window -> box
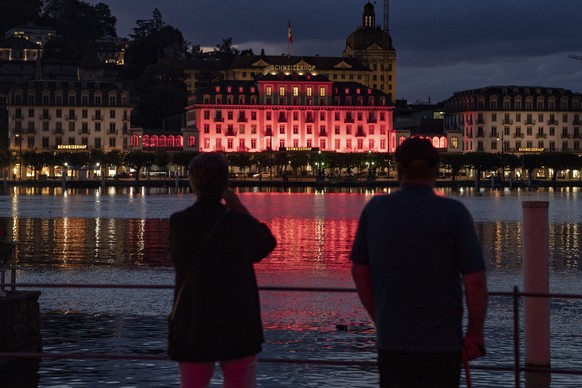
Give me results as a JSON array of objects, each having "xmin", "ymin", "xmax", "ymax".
[
  {"xmin": 251, "ymin": 126, "xmax": 257, "ymax": 134},
  {"xmin": 369, "ymin": 139, "xmax": 374, "ymax": 149},
  {"xmin": 335, "ymin": 139, "xmax": 340, "ymax": 149},
  {"xmin": 251, "ymin": 139, "xmax": 256, "ymax": 149},
  {"xmin": 109, "ymin": 138, "xmax": 116, "ymax": 148},
  {"xmin": 293, "ymin": 112, "xmax": 299, "ymax": 120},
  {"xmin": 357, "ymin": 112, "xmax": 363, "ymax": 121},
  {"xmin": 380, "ymin": 125, "xmax": 386, "ymax": 135},
  {"xmin": 537, "ymin": 101, "xmax": 544, "ymax": 110},
  {"xmin": 293, "ymin": 86, "xmax": 299, "ymax": 96},
  {"xmin": 334, "ymin": 112, "xmax": 340, "ymax": 120},
  {"xmin": 109, "ymin": 96, "xmax": 116, "ymax": 105},
  {"xmin": 42, "ymin": 122, "xmax": 49, "ymax": 132},
  {"xmin": 562, "ymin": 114, "xmax": 568, "ymax": 123},
  {"xmin": 538, "ymin": 141, "xmax": 544, "ymax": 148},
  {"xmin": 294, "ymin": 139, "xmax": 299, "ymax": 148},
  {"xmin": 204, "ymin": 111, "xmax": 210, "ymax": 119},
  {"xmin": 279, "ymin": 140, "xmax": 285, "ymax": 149},
  {"xmin": 239, "ymin": 139, "xmax": 245, "ymax": 150},
  {"xmin": 320, "ymin": 112, "xmax": 325, "ymax": 120},
  {"xmin": 380, "ymin": 138, "xmax": 386, "ymax": 149},
  {"xmin": 279, "ymin": 125, "xmax": 285, "ymax": 134},
  {"xmin": 266, "ymin": 86, "xmax": 272, "ymax": 96},
  {"xmin": 266, "ymin": 125, "xmax": 272, "ymax": 135},
  {"xmin": 307, "ymin": 87, "xmax": 313, "ymax": 97},
  {"xmin": 307, "ymin": 125, "xmax": 312, "ymax": 135},
  {"xmin": 95, "ymin": 123, "xmax": 101, "ymax": 132},
  {"xmin": 251, "ymin": 111, "xmax": 257, "ymax": 120},
  {"xmin": 82, "ymin": 109, "xmax": 88, "ymax": 119},
  {"xmin": 279, "ymin": 86, "xmax": 285, "ymax": 96},
  {"xmin": 450, "ymin": 137, "xmax": 459, "ymax": 149},
  {"xmin": 94, "ymin": 138, "xmax": 101, "ymax": 149},
  {"xmin": 562, "ymin": 141, "xmax": 568, "ymax": 151},
  {"xmin": 538, "ymin": 113, "xmax": 544, "ymax": 122},
  {"xmin": 227, "ymin": 139, "xmax": 233, "ymax": 149},
  {"xmin": 320, "ymin": 126, "xmax": 326, "ymax": 135},
  {"xmin": 346, "ymin": 125, "xmax": 352, "ymax": 135},
  {"xmin": 293, "ymin": 125, "xmax": 298, "ymax": 134},
  {"xmin": 110, "ymin": 110, "xmax": 115, "ymax": 118},
  {"xmin": 319, "ymin": 87, "xmax": 326, "ymax": 97},
  {"xmin": 320, "ymin": 139, "xmax": 326, "ymax": 150},
  {"xmin": 204, "ymin": 125, "xmax": 209, "ymax": 133},
  {"xmin": 216, "ymin": 125, "xmax": 222, "ymax": 133},
  {"xmin": 239, "ymin": 125, "xmax": 245, "ymax": 134},
  {"xmin": 68, "ymin": 122, "xmax": 75, "ymax": 132},
  {"xmin": 346, "ymin": 139, "xmax": 352, "ymax": 149},
  {"xmin": 368, "ymin": 125, "xmax": 374, "ymax": 135},
  {"xmin": 228, "ymin": 111, "xmax": 233, "ymax": 120},
  {"xmin": 307, "ymin": 139, "xmax": 312, "ymax": 147},
  {"xmin": 357, "ymin": 139, "xmax": 364, "ymax": 149},
  {"xmin": 81, "ymin": 137, "xmax": 88, "ymax": 146},
  {"xmin": 335, "ymin": 126, "xmax": 340, "ymax": 135}
]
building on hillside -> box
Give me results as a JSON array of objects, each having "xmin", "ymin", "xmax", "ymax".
[
  {"xmin": 0, "ymin": 36, "xmax": 43, "ymax": 62},
  {"xmin": 343, "ymin": 1, "xmax": 396, "ymax": 100},
  {"xmin": 7, "ymin": 79, "xmax": 131, "ymax": 177},
  {"xmin": 444, "ymin": 86, "xmax": 582, "ymax": 154},
  {"xmin": 4, "ymin": 23, "xmax": 56, "ymax": 48},
  {"xmin": 177, "ymin": 73, "xmax": 394, "ymax": 154}
]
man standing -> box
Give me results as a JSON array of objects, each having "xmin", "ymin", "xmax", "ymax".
[{"xmin": 350, "ymin": 138, "xmax": 487, "ymax": 387}]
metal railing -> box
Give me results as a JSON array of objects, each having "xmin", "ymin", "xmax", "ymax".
[{"xmin": 1, "ymin": 281, "xmax": 581, "ymax": 387}]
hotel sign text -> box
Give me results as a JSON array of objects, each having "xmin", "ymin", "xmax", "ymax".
[
  {"xmin": 57, "ymin": 145, "xmax": 88, "ymax": 150},
  {"xmin": 264, "ymin": 64, "xmax": 316, "ymax": 74}
]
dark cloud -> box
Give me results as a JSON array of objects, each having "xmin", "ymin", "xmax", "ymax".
[{"xmin": 87, "ymin": 0, "xmax": 582, "ymax": 102}]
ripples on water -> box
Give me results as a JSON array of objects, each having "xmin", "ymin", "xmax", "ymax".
[{"xmin": 3, "ymin": 187, "xmax": 582, "ymax": 386}]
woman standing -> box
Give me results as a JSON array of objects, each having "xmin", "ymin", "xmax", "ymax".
[{"xmin": 168, "ymin": 153, "xmax": 276, "ymax": 388}]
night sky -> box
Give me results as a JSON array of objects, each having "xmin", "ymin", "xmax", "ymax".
[{"xmin": 88, "ymin": 0, "xmax": 582, "ymax": 103}]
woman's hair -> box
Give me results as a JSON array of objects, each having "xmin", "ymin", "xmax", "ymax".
[
  {"xmin": 188, "ymin": 152, "xmax": 229, "ymax": 200},
  {"xmin": 395, "ymin": 137, "xmax": 440, "ymax": 179}
]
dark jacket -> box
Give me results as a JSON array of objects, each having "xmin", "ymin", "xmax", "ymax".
[{"xmin": 168, "ymin": 199, "xmax": 276, "ymax": 362}]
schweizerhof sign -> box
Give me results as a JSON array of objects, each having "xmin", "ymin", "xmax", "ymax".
[{"xmin": 263, "ymin": 64, "xmax": 316, "ymax": 74}]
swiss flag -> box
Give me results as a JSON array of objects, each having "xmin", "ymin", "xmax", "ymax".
[{"xmin": 288, "ymin": 20, "xmax": 293, "ymax": 45}]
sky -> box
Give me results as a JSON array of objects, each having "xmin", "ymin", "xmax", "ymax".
[{"xmin": 87, "ymin": 0, "xmax": 582, "ymax": 103}]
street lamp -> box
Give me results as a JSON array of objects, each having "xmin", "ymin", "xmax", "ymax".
[{"xmin": 14, "ymin": 133, "xmax": 22, "ymax": 180}]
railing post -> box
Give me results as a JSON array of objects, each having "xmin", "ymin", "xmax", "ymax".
[
  {"xmin": 513, "ymin": 286, "xmax": 521, "ymax": 388},
  {"xmin": 522, "ymin": 201, "xmax": 551, "ymax": 387}
]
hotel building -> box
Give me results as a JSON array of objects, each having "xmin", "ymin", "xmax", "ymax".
[
  {"xmin": 182, "ymin": 73, "xmax": 394, "ymax": 154},
  {"xmin": 444, "ymin": 86, "xmax": 582, "ymax": 154},
  {"xmin": 8, "ymin": 80, "xmax": 131, "ymax": 156}
]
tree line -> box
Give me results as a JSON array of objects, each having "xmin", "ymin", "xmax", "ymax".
[{"xmin": 2, "ymin": 149, "xmax": 581, "ymax": 182}]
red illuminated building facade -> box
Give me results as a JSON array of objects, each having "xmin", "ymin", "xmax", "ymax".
[{"xmin": 184, "ymin": 73, "xmax": 395, "ymax": 154}]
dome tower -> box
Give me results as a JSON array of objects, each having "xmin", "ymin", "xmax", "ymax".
[{"xmin": 343, "ymin": 1, "xmax": 396, "ymax": 101}]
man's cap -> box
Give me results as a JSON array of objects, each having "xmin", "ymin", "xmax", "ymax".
[{"xmin": 395, "ymin": 137, "xmax": 440, "ymax": 168}]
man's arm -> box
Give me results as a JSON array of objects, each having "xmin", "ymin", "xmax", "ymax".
[
  {"xmin": 351, "ymin": 263, "xmax": 375, "ymax": 323},
  {"xmin": 463, "ymin": 271, "xmax": 488, "ymax": 360}
]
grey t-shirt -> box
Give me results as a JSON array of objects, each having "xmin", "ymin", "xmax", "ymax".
[{"xmin": 350, "ymin": 184, "xmax": 486, "ymax": 352}]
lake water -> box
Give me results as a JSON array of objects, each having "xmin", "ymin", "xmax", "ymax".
[{"xmin": 2, "ymin": 186, "xmax": 581, "ymax": 387}]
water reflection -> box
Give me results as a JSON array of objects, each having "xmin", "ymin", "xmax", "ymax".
[{"xmin": 1, "ymin": 190, "xmax": 580, "ymax": 271}]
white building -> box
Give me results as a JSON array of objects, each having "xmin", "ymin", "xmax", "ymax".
[{"xmin": 444, "ymin": 86, "xmax": 582, "ymax": 154}]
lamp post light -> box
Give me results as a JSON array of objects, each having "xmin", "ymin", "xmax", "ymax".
[{"xmin": 15, "ymin": 133, "xmax": 22, "ymax": 180}]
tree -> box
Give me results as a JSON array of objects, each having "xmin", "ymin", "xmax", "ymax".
[
  {"xmin": 440, "ymin": 153, "xmax": 467, "ymax": 181},
  {"xmin": 124, "ymin": 151, "xmax": 155, "ymax": 180},
  {"xmin": 21, "ymin": 150, "xmax": 46, "ymax": 180},
  {"xmin": 133, "ymin": 59, "xmax": 188, "ymax": 129},
  {"xmin": 539, "ymin": 152, "xmax": 579, "ymax": 181},
  {"xmin": 521, "ymin": 153, "xmax": 542, "ymax": 185},
  {"xmin": 154, "ymin": 150, "xmax": 171, "ymax": 176},
  {"xmin": 464, "ymin": 152, "xmax": 501, "ymax": 187},
  {"xmin": 123, "ymin": 9, "xmax": 188, "ymax": 80},
  {"xmin": 0, "ymin": 0, "xmax": 43, "ymax": 34}
]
